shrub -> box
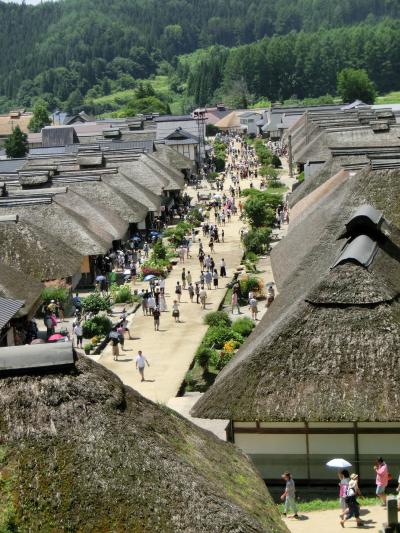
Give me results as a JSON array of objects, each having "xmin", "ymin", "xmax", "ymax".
[
  {"xmin": 269, "ymin": 179, "xmax": 284, "ymax": 188},
  {"xmin": 186, "ymin": 207, "xmax": 204, "ymax": 226},
  {"xmin": 243, "ymin": 196, "xmax": 275, "ymax": 228},
  {"xmin": 41, "ymin": 286, "xmax": 69, "ymax": 304},
  {"xmin": 202, "ymin": 326, "xmax": 243, "ymax": 350},
  {"xmin": 259, "ymin": 165, "xmax": 278, "ymax": 179},
  {"xmin": 214, "ymin": 155, "xmax": 225, "ymax": 172},
  {"xmin": 195, "ymin": 346, "xmax": 217, "ymax": 370},
  {"xmin": 141, "ymin": 264, "xmax": 166, "ymax": 278},
  {"xmin": 82, "ymin": 315, "xmax": 112, "ymax": 338},
  {"xmin": 152, "ymin": 240, "xmax": 167, "ymax": 260},
  {"xmin": 83, "ymin": 342, "xmax": 92, "ymax": 354},
  {"xmin": 297, "ymin": 171, "xmax": 305, "ymax": 183},
  {"xmin": 239, "ymin": 275, "xmax": 264, "ymax": 297},
  {"xmin": 81, "ymin": 293, "xmax": 112, "ymax": 315},
  {"xmin": 203, "ymin": 311, "xmax": 232, "ymax": 328},
  {"xmin": 244, "ymin": 251, "xmax": 258, "ymax": 263},
  {"xmin": 206, "ymin": 123, "xmax": 220, "ymax": 136},
  {"xmin": 271, "ymin": 154, "xmax": 282, "ymax": 168},
  {"xmin": 211, "ymin": 350, "xmax": 235, "ymax": 370},
  {"xmin": 111, "ymin": 284, "xmax": 133, "ymax": 304},
  {"xmin": 232, "ymin": 317, "xmax": 255, "ymax": 337},
  {"xmin": 243, "ymin": 227, "xmax": 272, "ymax": 255},
  {"xmin": 206, "ymin": 171, "xmax": 219, "ymax": 181}
]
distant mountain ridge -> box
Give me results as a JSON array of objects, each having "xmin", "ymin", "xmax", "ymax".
[{"xmin": 0, "ymin": 0, "xmax": 399, "ymax": 111}]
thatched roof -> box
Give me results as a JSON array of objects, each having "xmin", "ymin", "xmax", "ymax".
[
  {"xmin": 0, "ymin": 353, "xmax": 287, "ymax": 533},
  {"xmin": 192, "ymin": 166, "xmax": 400, "ymax": 422},
  {"xmin": 153, "ymin": 144, "xmax": 193, "ymax": 171},
  {"xmin": 0, "ymin": 262, "xmax": 42, "ymax": 316},
  {"xmin": 0, "ymin": 217, "xmax": 83, "ymax": 281},
  {"xmin": 215, "ymin": 111, "xmax": 241, "ymax": 129}
]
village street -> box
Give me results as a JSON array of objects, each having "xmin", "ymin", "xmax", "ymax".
[{"xmin": 99, "ymin": 143, "xmax": 295, "ymax": 409}]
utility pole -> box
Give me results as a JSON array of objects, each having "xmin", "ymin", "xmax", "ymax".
[{"xmin": 288, "ymin": 133, "xmax": 293, "ymax": 179}]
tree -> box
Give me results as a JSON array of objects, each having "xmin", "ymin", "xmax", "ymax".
[
  {"xmin": 337, "ymin": 68, "xmax": 377, "ymax": 104},
  {"xmin": 243, "ymin": 196, "xmax": 276, "ymax": 228},
  {"xmin": 4, "ymin": 126, "xmax": 28, "ymax": 158},
  {"xmin": 28, "ymin": 99, "xmax": 51, "ymax": 132}
]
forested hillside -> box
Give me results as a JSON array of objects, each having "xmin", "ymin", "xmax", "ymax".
[{"xmin": 0, "ymin": 0, "xmax": 399, "ymax": 113}]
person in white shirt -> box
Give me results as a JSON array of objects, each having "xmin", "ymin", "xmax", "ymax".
[
  {"xmin": 135, "ymin": 350, "xmax": 150, "ymax": 382},
  {"xmin": 73, "ymin": 322, "xmax": 83, "ymax": 348}
]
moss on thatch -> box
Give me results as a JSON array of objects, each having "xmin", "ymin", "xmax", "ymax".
[{"xmin": 0, "ymin": 355, "xmax": 287, "ymax": 533}]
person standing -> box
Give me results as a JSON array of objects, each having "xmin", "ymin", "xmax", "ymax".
[
  {"xmin": 195, "ymin": 283, "xmax": 200, "ymax": 304},
  {"xmin": 220, "ymin": 258, "xmax": 227, "ymax": 278},
  {"xmin": 212, "ymin": 268, "xmax": 219, "ymax": 289},
  {"xmin": 374, "ymin": 457, "xmax": 389, "ymax": 506},
  {"xmin": 188, "ymin": 283, "xmax": 194, "ymax": 303},
  {"xmin": 109, "ymin": 327, "xmax": 120, "ymax": 361},
  {"xmin": 186, "ymin": 270, "xmax": 192, "ymax": 286},
  {"xmin": 117, "ymin": 323, "xmax": 126, "ymax": 351},
  {"xmin": 231, "ymin": 291, "xmax": 240, "ymax": 314},
  {"xmin": 205, "ymin": 270, "xmax": 212, "ymax": 290},
  {"xmin": 135, "ymin": 350, "xmax": 150, "ymax": 382},
  {"xmin": 181, "ymin": 268, "xmax": 187, "ymax": 290},
  {"xmin": 73, "ymin": 321, "xmax": 83, "ymax": 348},
  {"xmin": 153, "ymin": 306, "xmax": 161, "ymax": 331},
  {"xmin": 199, "ymin": 286, "xmax": 207, "ymax": 310},
  {"xmin": 172, "ymin": 300, "xmax": 180, "ymax": 323},
  {"xmin": 280, "ymin": 472, "xmax": 299, "ymax": 519},
  {"xmin": 249, "ymin": 296, "xmax": 258, "ymax": 320},
  {"xmin": 175, "ymin": 281, "xmax": 182, "ymax": 303},
  {"xmin": 266, "ymin": 285, "xmax": 275, "ymax": 308}
]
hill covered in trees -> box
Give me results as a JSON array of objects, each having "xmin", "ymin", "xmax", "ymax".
[{"xmin": 0, "ymin": 0, "xmax": 399, "ymax": 113}]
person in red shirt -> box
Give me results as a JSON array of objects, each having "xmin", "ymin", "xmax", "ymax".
[{"xmin": 374, "ymin": 457, "xmax": 389, "ymax": 506}]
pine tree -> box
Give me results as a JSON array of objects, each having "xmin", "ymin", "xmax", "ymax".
[{"xmin": 4, "ymin": 125, "xmax": 28, "ymax": 158}]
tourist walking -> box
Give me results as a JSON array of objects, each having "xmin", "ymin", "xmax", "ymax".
[
  {"xmin": 153, "ymin": 306, "xmax": 161, "ymax": 331},
  {"xmin": 186, "ymin": 270, "xmax": 192, "ymax": 285},
  {"xmin": 280, "ymin": 472, "xmax": 299, "ymax": 519},
  {"xmin": 73, "ymin": 321, "xmax": 83, "ymax": 348},
  {"xmin": 339, "ymin": 470, "xmax": 350, "ymax": 513},
  {"xmin": 120, "ymin": 310, "xmax": 133, "ymax": 339},
  {"xmin": 374, "ymin": 457, "xmax": 389, "ymax": 506},
  {"xmin": 172, "ymin": 300, "xmax": 180, "ymax": 322},
  {"xmin": 212, "ymin": 269, "xmax": 219, "ymax": 289},
  {"xmin": 205, "ymin": 270, "xmax": 212, "ymax": 290},
  {"xmin": 199, "ymin": 286, "xmax": 207, "ymax": 309},
  {"xmin": 266, "ymin": 285, "xmax": 275, "ymax": 308},
  {"xmin": 175, "ymin": 282, "xmax": 182, "ymax": 303},
  {"xmin": 135, "ymin": 350, "xmax": 150, "ymax": 382},
  {"xmin": 147, "ymin": 294, "xmax": 156, "ymax": 315},
  {"xmin": 188, "ymin": 283, "xmax": 194, "ymax": 303},
  {"xmin": 249, "ymin": 296, "xmax": 258, "ymax": 320},
  {"xmin": 117, "ymin": 323, "xmax": 126, "ymax": 351},
  {"xmin": 231, "ymin": 291, "xmax": 240, "ymax": 314},
  {"xmin": 340, "ymin": 474, "xmax": 363, "ymax": 528},
  {"xmin": 195, "ymin": 282, "xmax": 200, "ymax": 304},
  {"xmin": 181, "ymin": 267, "xmax": 187, "ymax": 289},
  {"xmin": 220, "ymin": 258, "xmax": 226, "ymax": 277},
  {"xmin": 109, "ymin": 327, "xmax": 120, "ymax": 361}
]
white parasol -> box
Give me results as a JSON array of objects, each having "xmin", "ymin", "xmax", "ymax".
[{"xmin": 326, "ymin": 458, "xmax": 352, "ymax": 468}]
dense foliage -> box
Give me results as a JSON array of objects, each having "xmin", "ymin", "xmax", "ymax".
[
  {"xmin": 4, "ymin": 126, "xmax": 28, "ymax": 158},
  {"xmin": 82, "ymin": 315, "xmax": 113, "ymax": 337},
  {"xmin": 0, "ymin": 2, "xmax": 399, "ymax": 112}
]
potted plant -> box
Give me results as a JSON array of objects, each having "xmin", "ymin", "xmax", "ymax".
[{"xmin": 83, "ymin": 342, "xmax": 92, "ymax": 355}]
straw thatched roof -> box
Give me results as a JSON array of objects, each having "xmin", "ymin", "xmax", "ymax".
[
  {"xmin": 0, "ymin": 353, "xmax": 287, "ymax": 532},
  {"xmin": 215, "ymin": 111, "xmax": 241, "ymax": 129},
  {"xmin": 0, "ymin": 262, "xmax": 42, "ymax": 316},
  {"xmin": 192, "ymin": 166, "xmax": 400, "ymax": 422},
  {"xmin": 0, "ymin": 217, "xmax": 83, "ymax": 281},
  {"xmin": 153, "ymin": 143, "xmax": 194, "ymax": 171}
]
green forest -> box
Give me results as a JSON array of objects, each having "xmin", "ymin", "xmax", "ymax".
[{"xmin": 0, "ymin": 0, "xmax": 400, "ymax": 114}]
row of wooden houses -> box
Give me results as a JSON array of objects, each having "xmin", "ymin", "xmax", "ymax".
[
  {"xmin": 192, "ymin": 106, "xmax": 400, "ymax": 483},
  {"xmin": 0, "ymin": 132, "xmax": 193, "ymax": 346}
]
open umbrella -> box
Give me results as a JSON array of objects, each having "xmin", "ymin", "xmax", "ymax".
[
  {"xmin": 130, "ymin": 236, "xmax": 141, "ymax": 241},
  {"xmin": 326, "ymin": 458, "xmax": 352, "ymax": 469},
  {"xmin": 47, "ymin": 333, "xmax": 65, "ymax": 342},
  {"xmin": 144, "ymin": 274, "xmax": 157, "ymax": 281},
  {"xmin": 96, "ymin": 275, "xmax": 106, "ymax": 281}
]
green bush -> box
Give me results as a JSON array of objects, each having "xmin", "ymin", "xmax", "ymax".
[
  {"xmin": 214, "ymin": 155, "xmax": 225, "ymax": 172},
  {"xmin": 239, "ymin": 275, "xmax": 264, "ymax": 296},
  {"xmin": 202, "ymin": 326, "xmax": 243, "ymax": 350},
  {"xmin": 82, "ymin": 315, "xmax": 113, "ymax": 338},
  {"xmin": 259, "ymin": 166, "xmax": 278, "ymax": 179},
  {"xmin": 269, "ymin": 179, "xmax": 284, "ymax": 188},
  {"xmin": 186, "ymin": 207, "xmax": 204, "ymax": 226},
  {"xmin": 232, "ymin": 317, "xmax": 255, "ymax": 337},
  {"xmin": 297, "ymin": 171, "xmax": 305, "ymax": 183},
  {"xmin": 243, "ymin": 227, "xmax": 272, "ymax": 255},
  {"xmin": 41, "ymin": 286, "xmax": 69, "ymax": 303},
  {"xmin": 195, "ymin": 346, "xmax": 217, "ymax": 370},
  {"xmin": 152, "ymin": 240, "xmax": 167, "ymax": 260},
  {"xmin": 111, "ymin": 284, "xmax": 133, "ymax": 304},
  {"xmin": 203, "ymin": 311, "xmax": 232, "ymax": 328},
  {"xmin": 210, "ymin": 350, "xmax": 235, "ymax": 370},
  {"xmin": 271, "ymin": 154, "xmax": 282, "ymax": 168},
  {"xmin": 81, "ymin": 293, "xmax": 112, "ymax": 315},
  {"xmin": 244, "ymin": 251, "xmax": 258, "ymax": 262},
  {"xmin": 206, "ymin": 123, "xmax": 220, "ymax": 136}
]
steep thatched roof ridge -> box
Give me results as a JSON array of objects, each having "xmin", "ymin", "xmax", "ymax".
[
  {"xmin": 0, "ymin": 218, "xmax": 83, "ymax": 281},
  {"xmin": 0, "ymin": 354, "xmax": 287, "ymax": 533},
  {"xmin": 289, "ymin": 155, "xmax": 367, "ymax": 207},
  {"xmin": 140, "ymin": 154, "xmax": 183, "ymax": 191},
  {"xmin": 0, "ymin": 200, "xmax": 110, "ymax": 257},
  {"xmin": 117, "ymin": 166, "xmax": 160, "ymax": 211},
  {"xmin": 192, "ymin": 249, "xmax": 400, "ymax": 422},
  {"xmin": 192, "ymin": 167, "xmax": 400, "ymax": 422},
  {"xmin": 0, "ymin": 262, "xmax": 42, "ymax": 316},
  {"xmin": 153, "ymin": 144, "xmax": 193, "ymax": 171}
]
